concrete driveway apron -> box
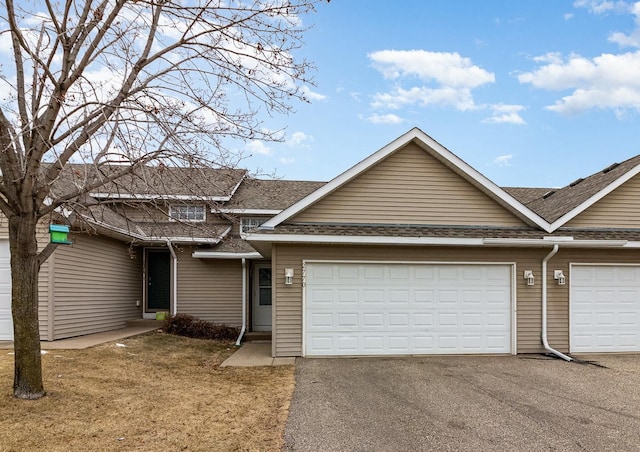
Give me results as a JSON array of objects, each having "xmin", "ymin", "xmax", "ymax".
[{"xmin": 283, "ymin": 355, "xmax": 640, "ymax": 452}]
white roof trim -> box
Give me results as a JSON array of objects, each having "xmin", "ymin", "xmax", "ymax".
[
  {"xmin": 245, "ymin": 232, "xmax": 629, "ymax": 248},
  {"xmin": 192, "ymin": 251, "xmax": 262, "ymax": 259},
  {"xmin": 82, "ymin": 219, "xmax": 231, "ymax": 245},
  {"xmin": 548, "ymin": 163, "xmax": 640, "ymax": 231},
  {"xmin": 90, "ymin": 193, "xmax": 233, "ymax": 201},
  {"xmin": 261, "ymin": 128, "xmax": 551, "ymax": 232},
  {"xmin": 213, "ymin": 208, "xmax": 282, "ymax": 215},
  {"xmin": 244, "ymin": 233, "xmax": 485, "ymax": 246},
  {"xmin": 483, "ymin": 238, "xmax": 627, "ymax": 247}
]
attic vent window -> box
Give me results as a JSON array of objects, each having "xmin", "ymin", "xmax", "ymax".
[
  {"xmin": 602, "ymin": 163, "xmax": 619, "ymax": 173},
  {"xmin": 170, "ymin": 205, "xmax": 205, "ymax": 222},
  {"xmin": 569, "ymin": 178, "xmax": 584, "ymax": 187},
  {"xmin": 241, "ymin": 217, "xmax": 266, "ymax": 233}
]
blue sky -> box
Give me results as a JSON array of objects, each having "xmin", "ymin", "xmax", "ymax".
[{"xmin": 241, "ymin": 0, "xmax": 640, "ymax": 189}]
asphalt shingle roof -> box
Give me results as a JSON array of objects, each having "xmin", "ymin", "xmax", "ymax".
[
  {"xmin": 523, "ymin": 155, "xmax": 640, "ymax": 223},
  {"xmin": 224, "ymin": 179, "xmax": 325, "ymax": 210}
]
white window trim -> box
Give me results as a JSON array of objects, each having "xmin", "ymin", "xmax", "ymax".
[{"xmin": 169, "ymin": 204, "xmax": 206, "ymax": 222}]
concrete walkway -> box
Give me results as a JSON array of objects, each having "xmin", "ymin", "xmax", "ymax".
[
  {"xmin": 0, "ymin": 325, "xmax": 159, "ymax": 350},
  {"xmin": 220, "ymin": 341, "xmax": 296, "ymax": 367},
  {"xmin": 0, "ymin": 327, "xmax": 293, "ymax": 367}
]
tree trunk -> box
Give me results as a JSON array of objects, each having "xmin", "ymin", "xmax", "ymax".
[{"xmin": 9, "ymin": 214, "xmax": 45, "ymax": 399}]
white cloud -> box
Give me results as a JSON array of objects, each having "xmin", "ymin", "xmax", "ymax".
[
  {"xmin": 366, "ymin": 113, "xmax": 404, "ymax": 125},
  {"xmin": 246, "ymin": 140, "xmax": 273, "ymax": 155},
  {"xmin": 368, "ymin": 50, "xmax": 494, "ymax": 112},
  {"xmin": 483, "ymin": 104, "xmax": 526, "ymax": 125},
  {"xmin": 372, "ymin": 86, "xmax": 478, "ymax": 111},
  {"xmin": 518, "ymin": 51, "xmax": 640, "ymax": 114},
  {"xmin": 286, "ymin": 131, "xmax": 312, "ymax": 147},
  {"xmin": 493, "ymin": 154, "xmax": 513, "ymax": 167},
  {"xmin": 279, "ymin": 157, "xmax": 295, "ymax": 165},
  {"xmin": 608, "ymin": 2, "xmax": 640, "ymax": 47},
  {"xmin": 564, "ymin": 12, "xmax": 575, "ymax": 19},
  {"xmin": 573, "ymin": 0, "xmax": 631, "ymax": 14},
  {"xmin": 369, "ymin": 50, "xmax": 494, "ymax": 88},
  {"xmin": 301, "ymin": 85, "xmax": 327, "ymax": 101}
]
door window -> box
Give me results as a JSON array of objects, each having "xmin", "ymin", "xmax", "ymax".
[{"xmin": 258, "ymin": 268, "xmax": 272, "ymax": 306}]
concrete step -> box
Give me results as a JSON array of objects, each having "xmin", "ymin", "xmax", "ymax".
[
  {"xmin": 126, "ymin": 319, "xmax": 166, "ymax": 328},
  {"xmin": 244, "ymin": 331, "xmax": 272, "ymax": 342}
]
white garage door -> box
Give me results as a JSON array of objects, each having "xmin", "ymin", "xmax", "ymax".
[
  {"xmin": 571, "ymin": 265, "xmax": 640, "ymax": 353},
  {"xmin": 304, "ymin": 262, "xmax": 513, "ymax": 356},
  {"xmin": 0, "ymin": 240, "xmax": 12, "ymax": 341}
]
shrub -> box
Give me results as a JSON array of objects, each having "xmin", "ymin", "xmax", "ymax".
[{"xmin": 164, "ymin": 313, "xmax": 240, "ymax": 341}]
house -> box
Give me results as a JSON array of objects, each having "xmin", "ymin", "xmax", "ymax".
[{"xmin": 2, "ymin": 127, "xmax": 640, "ymax": 359}]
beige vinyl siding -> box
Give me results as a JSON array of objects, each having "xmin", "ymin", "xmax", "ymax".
[
  {"xmin": 272, "ymin": 244, "xmax": 555, "ymax": 357},
  {"xmin": 273, "ymin": 244, "xmax": 640, "ymax": 357},
  {"xmin": 292, "ymin": 143, "xmax": 526, "ymax": 227},
  {"xmin": 175, "ymin": 247, "xmax": 242, "ymax": 326},
  {"xmin": 50, "ymin": 233, "xmax": 141, "ymax": 340},
  {"xmin": 567, "ymin": 174, "xmax": 640, "ymax": 228}
]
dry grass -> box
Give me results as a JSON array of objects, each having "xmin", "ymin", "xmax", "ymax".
[{"xmin": 0, "ymin": 333, "xmax": 295, "ymax": 452}]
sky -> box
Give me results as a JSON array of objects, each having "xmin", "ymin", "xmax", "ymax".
[{"xmin": 241, "ymin": 0, "xmax": 640, "ymax": 189}]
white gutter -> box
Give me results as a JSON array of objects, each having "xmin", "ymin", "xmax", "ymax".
[
  {"xmin": 484, "ymin": 238, "xmax": 628, "ymax": 247},
  {"xmin": 541, "ymin": 244, "xmax": 573, "ymax": 362},
  {"xmin": 166, "ymin": 240, "xmax": 178, "ymax": 316},
  {"xmin": 213, "ymin": 208, "xmax": 282, "ymax": 215},
  {"xmin": 235, "ymin": 258, "xmax": 247, "ymax": 346},
  {"xmin": 90, "ymin": 193, "xmax": 233, "ymax": 201},
  {"xmin": 192, "ymin": 251, "xmax": 262, "ymax": 259}
]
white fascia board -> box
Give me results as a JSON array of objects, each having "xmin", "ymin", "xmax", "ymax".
[
  {"xmin": 150, "ymin": 237, "xmax": 223, "ymax": 244},
  {"xmin": 227, "ymin": 173, "xmax": 247, "ymax": 198},
  {"xmin": 192, "ymin": 251, "xmax": 262, "ymax": 259},
  {"xmin": 213, "ymin": 208, "xmax": 282, "ymax": 215},
  {"xmin": 244, "ymin": 233, "xmax": 485, "ymax": 246},
  {"xmin": 90, "ymin": 193, "xmax": 232, "ymax": 202},
  {"xmin": 483, "ymin": 238, "xmax": 628, "ymax": 247},
  {"xmin": 548, "ymin": 163, "xmax": 640, "ymax": 231},
  {"xmin": 84, "ymin": 220, "xmax": 231, "ymax": 245},
  {"xmin": 260, "ymin": 127, "xmax": 551, "ymax": 231},
  {"xmin": 83, "ymin": 217, "xmax": 146, "ymax": 241}
]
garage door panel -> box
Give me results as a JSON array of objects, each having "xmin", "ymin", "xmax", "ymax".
[
  {"xmin": 571, "ymin": 265, "xmax": 640, "ymax": 353},
  {"xmin": 0, "ymin": 241, "xmax": 12, "ymax": 341},
  {"xmin": 305, "ymin": 263, "xmax": 512, "ymax": 356}
]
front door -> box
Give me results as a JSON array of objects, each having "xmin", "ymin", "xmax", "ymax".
[
  {"xmin": 147, "ymin": 249, "xmax": 171, "ymax": 314},
  {"xmin": 252, "ymin": 263, "xmax": 272, "ymax": 331}
]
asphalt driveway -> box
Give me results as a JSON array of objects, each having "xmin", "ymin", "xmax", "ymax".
[{"xmin": 283, "ymin": 354, "xmax": 640, "ymax": 451}]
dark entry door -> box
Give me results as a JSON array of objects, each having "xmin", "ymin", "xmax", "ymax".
[{"xmin": 147, "ymin": 250, "xmax": 171, "ymax": 311}]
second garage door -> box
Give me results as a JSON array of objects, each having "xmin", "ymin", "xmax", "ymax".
[
  {"xmin": 304, "ymin": 262, "xmax": 513, "ymax": 356},
  {"xmin": 571, "ymin": 265, "xmax": 640, "ymax": 353}
]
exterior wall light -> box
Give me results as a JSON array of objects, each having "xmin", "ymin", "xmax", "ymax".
[
  {"xmin": 523, "ymin": 270, "xmax": 535, "ymax": 286},
  {"xmin": 554, "ymin": 270, "xmax": 566, "ymax": 285},
  {"xmin": 284, "ymin": 268, "xmax": 294, "ymax": 285}
]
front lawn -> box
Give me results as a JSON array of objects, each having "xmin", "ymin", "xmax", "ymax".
[{"xmin": 0, "ymin": 333, "xmax": 294, "ymax": 451}]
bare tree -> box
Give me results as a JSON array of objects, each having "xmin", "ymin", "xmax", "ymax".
[{"xmin": 0, "ymin": 0, "xmax": 324, "ymax": 399}]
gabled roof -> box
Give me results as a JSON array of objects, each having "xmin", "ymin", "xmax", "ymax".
[
  {"xmin": 261, "ymin": 127, "xmax": 552, "ymax": 231},
  {"xmin": 502, "ymin": 187, "xmax": 553, "ymax": 205},
  {"xmin": 524, "ymin": 154, "xmax": 640, "ymax": 227}
]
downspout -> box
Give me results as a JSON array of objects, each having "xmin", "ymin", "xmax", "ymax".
[
  {"xmin": 542, "ymin": 244, "xmax": 573, "ymax": 361},
  {"xmin": 166, "ymin": 240, "xmax": 178, "ymax": 316},
  {"xmin": 235, "ymin": 258, "xmax": 247, "ymax": 346}
]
